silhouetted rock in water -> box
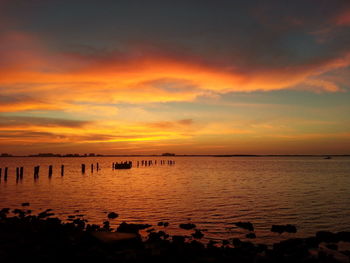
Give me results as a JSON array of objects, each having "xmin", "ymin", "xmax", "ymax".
[
  {"xmin": 116, "ymin": 222, "xmax": 152, "ymax": 234},
  {"xmin": 13, "ymin": 209, "xmax": 25, "ymax": 217},
  {"xmin": 179, "ymin": 223, "xmax": 196, "ymax": 230},
  {"xmin": 103, "ymin": 221, "xmax": 111, "ymax": 231},
  {"xmin": 326, "ymin": 243, "xmax": 338, "ymax": 250},
  {"xmin": 246, "ymin": 233, "xmax": 256, "ymax": 239},
  {"xmin": 316, "ymin": 231, "xmax": 337, "ymax": 243},
  {"xmin": 146, "ymin": 228, "xmax": 155, "ymax": 233},
  {"xmin": 21, "ymin": 202, "xmax": 30, "ymax": 207},
  {"xmin": 157, "ymin": 221, "xmax": 169, "ymax": 227},
  {"xmin": 234, "ymin": 221, "xmax": 254, "ymax": 231},
  {"xmin": 2, "ymin": 206, "xmax": 350, "ymax": 263},
  {"xmin": 147, "ymin": 230, "xmax": 169, "ymax": 242},
  {"xmin": 91, "ymin": 231, "xmax": 140, "ymax": 244},
  {"xmin": 222, "ymin": 239, "xmax": 230, "ymax": 246},
  {"xmin": 172, "ymin": 235, "xmax": 185, "ymax": 244},
  {"xmin": 38, "ymin": 210, "xmax": 55, "ymax": 219},
  {"xmin": 192, "ymin": 229, "xmax": 204, "ymax": 239},
  {"xmin": 68, "ymin": 215, "xmax": 75, "ymax": 219},
  {"xmin": 271, "ymin": 224, "xmax": 297, "ymax": 234},
  {"xmin": 107, "ymin": 212, "xmax": 118, "ymax": 219},
  {"xmin": 336, "ymin": 231, "xmax": 350, "ymax": 242}
]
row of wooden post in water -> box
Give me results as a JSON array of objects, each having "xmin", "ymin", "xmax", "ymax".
[
  {"xmin": 112, "ymin": 160, "xmax": 175, "ymax": 170},
  {"xmin": 0, "ymin": 160, "xmax": 176, "ymax": 180}
]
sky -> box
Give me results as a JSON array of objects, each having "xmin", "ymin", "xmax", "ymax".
[{"xmin": 0, "ymin": 0, "xmax": 350, "ymax": 155}]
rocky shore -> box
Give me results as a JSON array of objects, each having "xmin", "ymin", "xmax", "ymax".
[{"xmin": 0, "ymin": 206, "xmax": 349, "ymax": 262}]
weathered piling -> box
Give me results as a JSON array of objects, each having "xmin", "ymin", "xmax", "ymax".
[
  {"xmin": 20, "ymin": 167, "xmax": 23, "ymax": 179},
  {"xmin": 96, "ymin": 163, "xmax": 99, "ymax": 171},
  {"xmin": 48, "ymin": 165, "xmax": 53, "ymax": 177},
  {"xmin": 61, "ymin": 165, "xmax": 64, "ymax": 176},
  {"xmin": 137, "ymin": 161, "xmax": 139, "ymax": 167},
  {"xmin": 34, "ymin": 166, "xmax": 40, "ymax": 179},
  {"xmin": 0, "ymin": 168, "xmax": 2, "ymax": 178},
  {"xmin": 16, "ymin": 167, "xmax": 19, "ymax": 182},
  {"xmin": 4, "ymin": 167, "xmax": 8, "ymax": 180},
  {"xmin": 91, "ymin": 164, "xmax": 93, "ymax": 173},
  {"xmin": 81, "ymin": 164, "xmax": 86, "ymax": 174}
]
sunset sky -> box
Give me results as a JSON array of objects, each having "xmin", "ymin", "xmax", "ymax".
[{"xmin": 0, "ymin": 0, "xmax": 350, "ymax": 155}]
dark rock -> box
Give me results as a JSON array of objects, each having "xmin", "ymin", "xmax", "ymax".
[
  {"xmin": 316, "ymin": 231, "xmax": 337, "ymax": 243},
  {"xmin": 157, "ymin": 221, "xmax": 164, "ymax": 226},
  {"xmin": 1, "ymin": 208, "xmax": 10, "ymax": 214},
  {"xmin": 172, "ymin": 235, "xmax": 185, "ymax": 244},
  {"xmin": 271, "ymin": 224, "xmax": 297, "ymax": 234},
  {"xmin": 38, "ymin": 211, "xmax": 55, "ymax": 219},
  {"xmin": 191, "ymin": 229, "xmax": 204, "ymax": 239},
  {"xmin": 326, "ymin": 243, "xmax": 338, "ymax": 250},
  {"xmin": 107, "ymin": 212, "xmax": 118, "ymax": 219},
  {"xmin": 222, "ymin": 239, "xmax": 230, "ymax": 246},
  {"xmin": 336, "ymin": 231, "xmax": 350, "ymax": 242},
  {"xmin": 273, "ymin": 238, "xmax": 304, "ymax": 254},
  {"xmin": 234, "ymin": 221, "xmax": 254, "ymax": 231},
  {"xmin": 21, "ymin": 202, "xmax": 30, "ymax": 206},
  {"xmin": 246, "ymin": 233, "xmax": 256, "ymax": 239},
  {"xmin": 179, "ymin": 223, "xmax": 196, "ymax": 230},
  {"xmin": 304, "ymin": 236, "xmax": 319, "ymax": 248},
  {"xmin": 146, "ymin": 228, "xmax": 155, "ymax": 233},
  {"xmin": 103, "ymin": 221, "xmax": 110, "ymax": 231},
  {"xmin": 116, "ymin": 222, "xmax": 152, "ymax": 233},
  {"xmin": 163, "ymin": 222, "xmax": 169, "ymax": 227}
]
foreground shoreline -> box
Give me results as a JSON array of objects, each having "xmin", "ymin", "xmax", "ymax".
[{"xmin": 1, "ymin": 207, "xmax": 349, "ymax": 263}]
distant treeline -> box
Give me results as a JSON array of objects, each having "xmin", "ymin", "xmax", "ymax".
[{"xmin": 1, "ymin": 153, "xmax": 350, "ymax": 158}]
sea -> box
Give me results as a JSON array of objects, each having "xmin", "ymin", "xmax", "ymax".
[{"xmin": 0, "ymin": 156, "xmax": 349, "ymax": 244}]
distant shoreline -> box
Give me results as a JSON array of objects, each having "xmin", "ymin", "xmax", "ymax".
[{"xmin": 1, "ymin": 154, "xmax": 349, "ymax": 158}]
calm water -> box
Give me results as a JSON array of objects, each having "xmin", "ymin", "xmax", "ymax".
[{"xmin": 0, "ymin": 156, "xmax": 349, "ymax": 244}]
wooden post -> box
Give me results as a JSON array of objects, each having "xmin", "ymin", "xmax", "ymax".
[
  {"xmin": 81, "ymin": 164, "xmax": 85, "ymax": 174},
  {"xmin": 96, "ymin": 163, "xmax": 99, "ymax": 171},
  {"xmin": 0, "ymin": 168, "xmax": 2, "ymax": 178},
  {"xmin": 91, "ymin": 163, "xmax": 93, "ymax": 173},
  {"xmin": 48, "ymin": 165, "xmax": 53, "ymax": 177},
  {"xmin": 34, "ymin": 166, "xmax": 40, "ymax": 179},
  {"xmin": 20, "ymin": 167, "xmax": 23, "ymax": 179},
  {"xmin": 4, "ymin": 167, "xmax": 8, "ymax": 180},
  {"xmin": 61, "ymin": 165, "xmax": 64, "ymax": 176}
]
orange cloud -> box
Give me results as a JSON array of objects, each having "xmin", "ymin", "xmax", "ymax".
[{"xmin": 1, "ymin": 31, "xmax": 350, "ymax": 116}]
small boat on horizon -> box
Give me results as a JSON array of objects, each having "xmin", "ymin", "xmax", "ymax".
[{"xmin": 324, "ymin": 156, "xmax": 332, "ymax": 159}]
